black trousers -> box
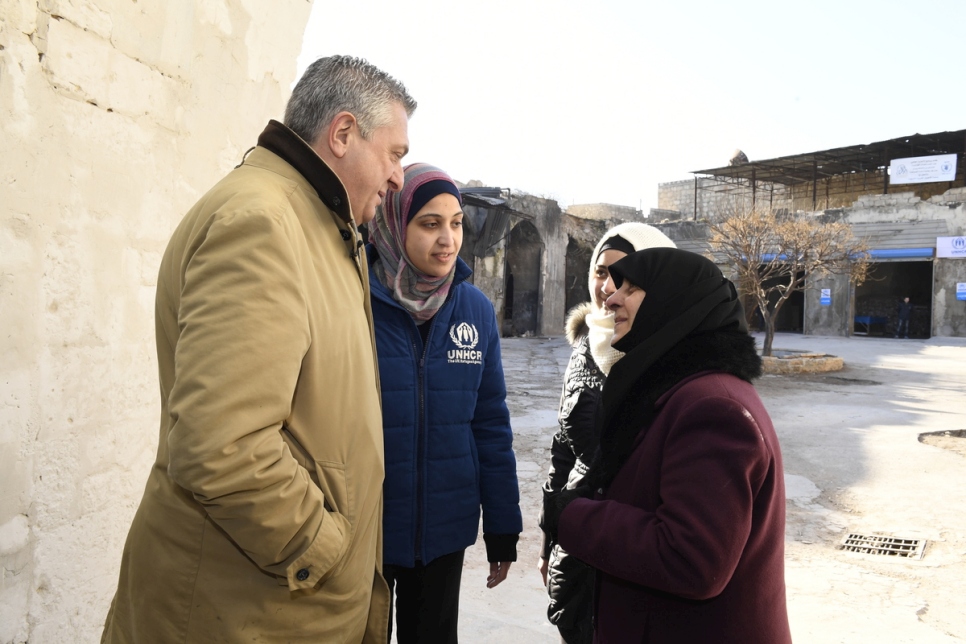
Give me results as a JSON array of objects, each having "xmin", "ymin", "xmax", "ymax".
[
  {"xmin": 384, "ymin": 549, "xmax": 465, "ymax": 644},
  {"xmin": 896, "ymin": 318, "xmax": 910, "ymax": 337}
]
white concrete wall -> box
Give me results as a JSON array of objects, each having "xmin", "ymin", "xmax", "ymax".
[{"xmin": 0, "ymin": 1, "xmax": 313, "ymax": 640}]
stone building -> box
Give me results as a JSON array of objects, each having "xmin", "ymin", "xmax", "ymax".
[
  {"xmin": 0, "ymin": 1, "xmax": 312, "ymax": 640},
  {"xmin": 654, "ymin": 130, "xmax": 966, "ymax": 339}
]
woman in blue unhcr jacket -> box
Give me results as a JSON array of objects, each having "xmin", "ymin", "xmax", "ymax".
[{"xmin": 366, "ymin": 162, "xmax": 522, "ymax": 644}]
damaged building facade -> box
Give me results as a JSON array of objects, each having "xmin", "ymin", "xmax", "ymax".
[{"xmin": 654, "ymin": 130, "xmax": 966, "ymax": 339}]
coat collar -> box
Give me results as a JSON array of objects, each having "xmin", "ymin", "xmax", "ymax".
[
  {"xmin": 612, "ymin": 330, "xmax": 762, "ymax": 414},
  {"xmin": 564, "ymin": 302, "xmax": 592, "ymax": 346},
  {"xmin": 594, "ymin": 330, "xmax": 762, "ymax": 489},
  {"xmin": 255, "ymin": 120, "xmax": 353, "ymax": 224}
]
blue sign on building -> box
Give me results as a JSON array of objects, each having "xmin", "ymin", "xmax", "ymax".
[
  {"xmin": 820, "ymin": 288, "xmax": 832, "ymax": 306},
  {"xmin": 957, "ymin": 283, "xmax": 966, "ymax": 302}
]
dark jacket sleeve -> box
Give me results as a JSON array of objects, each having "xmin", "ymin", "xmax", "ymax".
[
  {"xmin": 555, "ymin": 337, "xmax": 603, "ymax": 480},
  {"xmin": 539, "ymin": 431, "xmax": 575, "ymax": 558},
  {"xmin": 540, "ymin": 338, "xmax": 603, "ymax": 554},
  {"xmin": 560, "ymin": 384, "xmax": 601, "ymax": 464},
  {"xmin": 543, "ymin": 432, "xmax": 577, "ymax": 496},
  {"xmin": 483, "ymin": 533, "xmax": 520, "ymax": 562}
]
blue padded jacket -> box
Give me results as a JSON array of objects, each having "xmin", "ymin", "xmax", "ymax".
[{"xmin": 368, "ymin": 248, "xmax": 522, "ymax": 567}]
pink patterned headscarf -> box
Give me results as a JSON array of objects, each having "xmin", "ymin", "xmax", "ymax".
[{"xmin": 369, "ymin": 163, "xmax": 462, "ymax": 322}]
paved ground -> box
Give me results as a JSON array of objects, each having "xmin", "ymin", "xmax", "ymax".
[{"xmin": 453, "ymin": 332, "xmax": 966, "ymax": 643}]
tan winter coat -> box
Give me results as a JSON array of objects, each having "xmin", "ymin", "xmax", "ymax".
[{"xmin": 102, "ymin": 121, "xmax": 390, "ymax": 643}]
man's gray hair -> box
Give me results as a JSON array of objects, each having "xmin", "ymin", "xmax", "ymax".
[{"xmin": 284, "ymin": 55, "xmax": 416, "ymax": 145}]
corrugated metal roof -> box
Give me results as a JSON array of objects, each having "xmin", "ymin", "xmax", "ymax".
[
  {"xmin": 692, "ymin": 130, "xmax": 966, "ymax": 185},
  {"xmin": 852, "ymin": 219, "xmax": 948, "ymax": 250}
]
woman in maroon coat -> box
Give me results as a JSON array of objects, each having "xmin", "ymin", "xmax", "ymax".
[{"xmin": 544, "ymin": 248, "xmax": 791, "ymax": 644}]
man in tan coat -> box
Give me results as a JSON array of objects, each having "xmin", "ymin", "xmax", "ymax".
[{"xmin": 102, "ymin": 55, "xmax": 415, "ymax": 643}]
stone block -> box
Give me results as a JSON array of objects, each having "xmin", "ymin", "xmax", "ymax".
[
  {"xmin": 1, "ymin": 0, "xmax": 40, "ymax": 33},
  {"xmin": 44, "ymin": 18, "xmax": 180, "ymax": 127},
  {"xmin": 43, "ymin": 0, "xmax": 113, "ymax": 39},
  {"xmin": 761, "ymin": 354, "xmax": 844, "ymax": 374}
]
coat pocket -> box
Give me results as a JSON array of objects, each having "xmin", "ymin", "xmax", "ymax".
[
  {"xmin": 280, "ymin": 426, "xmax": 355, "ymax": 527},
  {"xmin": 314, "ymin": 460, "xmax": 355, "ymax": 529}
]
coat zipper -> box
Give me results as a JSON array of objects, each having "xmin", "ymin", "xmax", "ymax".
[
  {"xmin": 413, "ymin": 332, "xmax": 425, "ymax": 562},
  {"xmin": 413, "ymin": 314, "xmax": 439, "ymax": 564}
]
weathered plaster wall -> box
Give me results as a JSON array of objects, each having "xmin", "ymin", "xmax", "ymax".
[
  {"xmin": 804, "ymin": 273, "xmax": 852, "ymax": 337},
  {"xmin": 509, "ymin": 194, "xmax": 565, "ymax": 336},
  {"xmin": 461, "ymin": 205, "xmax": 509, "ymax": 327},
  {"xmin": 0, "ymin": 1, "xmax": 312, "ymax": 640},
  {"xmin": 934, "ymin": 259, "xmax": 966, "ymax": 337}
]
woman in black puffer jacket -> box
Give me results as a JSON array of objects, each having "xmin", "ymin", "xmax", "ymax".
[{"xmin": 538, "ymin": 223, "xmax": 675, "ymax": 643}]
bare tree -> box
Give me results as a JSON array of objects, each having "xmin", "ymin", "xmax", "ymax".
[{"xmin": 707, "ymin": 199, "xmax": 869, "ymax": 356}]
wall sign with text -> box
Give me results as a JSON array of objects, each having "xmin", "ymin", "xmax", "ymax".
[
  {"xmin": 937, "ymin": 236, "xmax": 966, "ymax": 258},
  {"xmin": 890, "ymin": 154, "xmax": 957, "ymax": 185}
]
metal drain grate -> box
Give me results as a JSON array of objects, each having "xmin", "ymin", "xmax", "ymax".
[{"xmin": 839, "ymin": 533, "xmax": 926, "ymax": 559}]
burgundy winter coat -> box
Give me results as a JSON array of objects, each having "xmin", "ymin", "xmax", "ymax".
[{"xmin": 558, "ymin": 366, "xmax": 791, "ymax": 643}]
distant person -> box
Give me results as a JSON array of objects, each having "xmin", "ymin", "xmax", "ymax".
[
  {"xmin": 544, "ymin": 248, "xmax": 791, "ymax": 644},
  {"xmin": 367, "ymin": 163, "xmax": 522, "ymax": 643},
  {"xmin": 101, "ymin": 56, "xmax": 415, "ymax": 643},
  {"xmin": 895, "ymin": 296, "xmax": 912, "ymax": 338},
  {"xmin": 537, "ymin": 222, "xmax": 675, "ymax": 644}
]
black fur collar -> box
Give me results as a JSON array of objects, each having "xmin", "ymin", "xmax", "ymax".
[
  {"xmin": 636, "ymin": 330, "xmax": 762, "ymax": 402},
  {"xmin": 594, "ymin": 330, "xmax": 762, "ymax": 488}
]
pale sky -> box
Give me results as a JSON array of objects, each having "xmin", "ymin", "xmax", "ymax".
[{"xmin": 297, "ymin": 0, "xmax": 965, "ymax": 211}]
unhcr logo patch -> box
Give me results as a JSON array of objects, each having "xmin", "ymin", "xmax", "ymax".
[{"xmin": 448, "ymin": 322, "xmax": 482, "ymax": 365}]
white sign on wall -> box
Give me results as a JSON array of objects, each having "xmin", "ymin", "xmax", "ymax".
[
  {"xmin": 937, "ymin": 236, "xmax": 966, "ymax": 258},
  {"xmin": 889, "ymin": 153, "xmax": 958, "ymax": 185},
  {"xmin": 958, "ymin": 283, "xmax": 966, "ymax": 301}
]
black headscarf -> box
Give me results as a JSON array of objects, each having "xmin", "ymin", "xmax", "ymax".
[{"xmin": 594, "ymin": 248, "xmax": 750, "ymax": 486}]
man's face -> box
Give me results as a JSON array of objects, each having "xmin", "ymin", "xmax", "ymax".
[{"xmin": 339, "ymin": 102, "xmax": 410, "ymax": 224}]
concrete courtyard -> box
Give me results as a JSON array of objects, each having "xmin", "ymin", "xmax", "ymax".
[{"xmin": 454, "ymin": 332, "xmax": 966, "ymax": 643}]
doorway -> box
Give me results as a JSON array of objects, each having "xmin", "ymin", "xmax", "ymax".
[
  {"xmin": 854, "ymin": 261, "xmax": 933, "ymax": 337},
  {"xmin": 503, "ymin": 221, "xmax": 543, "ymax": 336}
]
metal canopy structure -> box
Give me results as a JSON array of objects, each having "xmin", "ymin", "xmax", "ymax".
[
  {"xmin": 692, "ymin": 129, "xmax": 966, "ymax": 186},
  {"xmin": 459, "ymin": 187, "xmax": 534, "ymax": 257},
  {"xmin": 685, "ymin": 129, "xmax": 966, "ymax": 215}
]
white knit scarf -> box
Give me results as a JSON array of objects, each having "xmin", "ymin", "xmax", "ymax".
[{"xmin": 587, "ymin": 310, "xmax": 623, "ymax": 376}]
